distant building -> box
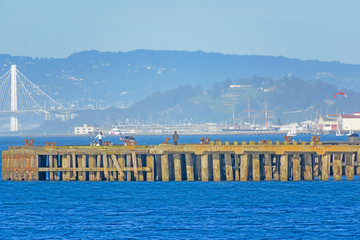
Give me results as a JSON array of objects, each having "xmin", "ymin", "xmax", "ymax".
[
  {"xmin": 341, "ymin": 113, "xmax": 360, "ymax": 132},
  {"xmin": 279, "ymin": 122, "xmax": 301, "ymax": 132},
  {"xmin": 300, "ymin": 120, "xmax": 317, "ymax": 131},
  {"xmin": 229, "ymin": 85, "xmax": 252, "ymax": 88},
  {"xmin": 317, "ymin": 113, "xmax": 360, "ymax": 133},
  {"xmin": 318, "ymin": 115, "xmax": 341, "ymax": 132},
  {"xmin": 74, "ymin": 124, "xmax": 94, "ymax": 135}
]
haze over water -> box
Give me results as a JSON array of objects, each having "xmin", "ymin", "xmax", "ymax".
[{"xmin": 1, "ymin": 135, "xmax": 360, "ymax": 239}]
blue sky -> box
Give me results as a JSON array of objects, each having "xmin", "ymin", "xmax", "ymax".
[{"xmin": 0, "ymin": 0, "xmax": 359, "ymax": 64}]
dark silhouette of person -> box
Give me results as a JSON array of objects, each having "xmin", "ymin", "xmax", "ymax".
[{"xmin": 172, "ymin": 131, "xmax": 179, "ymax": 145}]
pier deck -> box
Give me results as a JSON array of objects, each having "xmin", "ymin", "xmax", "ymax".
[{"xmin": 2, "ymin": 138, "xmax": 360, "ymax": 181}]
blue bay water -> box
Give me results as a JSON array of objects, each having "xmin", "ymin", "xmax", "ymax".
[{"xmin": 1, "ymin": 134, "xmax": 360, "ymax": 239}]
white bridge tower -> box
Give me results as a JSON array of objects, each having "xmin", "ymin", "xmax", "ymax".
[
  {"xmin": 0, "ymin": 64, "xmax": 64, "ymax": 132},
  {"xmin": 10, "ymin": 65, "xmax": 18, "ymax": 131}
]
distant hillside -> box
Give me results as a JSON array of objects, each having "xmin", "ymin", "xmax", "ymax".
[
  {"xmin": 113, "ymin": 76, "xmax": 358, "ymax": 124},
  {"xmin": 0, "ymin": 50, "xmax": 359, "ymax": 107},
  {"xmin": 1, "ymin": 50, "xmax": 360, "ymax": 133}
]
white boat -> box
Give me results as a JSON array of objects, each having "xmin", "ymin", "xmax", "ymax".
[
  {"xmin": 336, "ymin": 129, "xmax": 344, "ymax": 136},
  {"xmin": 109, "ymin": 127, "xmax": 135, "ymax": 136},
  {"xmin": 287, "ymin": 128, "xmax": 297, "ymax": 137},
  {"xmin": 346, "ymin": 130, "xmax": 354, "ymax": 136},
  {"xmin": 108, "ymin": 128, "xmax": 121, "ymax": 135}
]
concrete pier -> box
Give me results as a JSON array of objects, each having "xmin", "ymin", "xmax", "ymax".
[{"xmin": 2, "ymin": 138, "xmax": 360, "ymax": 181}]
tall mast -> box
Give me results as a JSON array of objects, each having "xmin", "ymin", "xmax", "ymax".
[
  {"xmin": 265, "ymin": 99, "xmax": 268, "ymax": 129},
  {"xmin": 232, "ymin": 103, "xmax": 236, "ymax": 129},
  {"xmin": 248, "ymin": 100, "xmax": 251, "ymax": 128}
]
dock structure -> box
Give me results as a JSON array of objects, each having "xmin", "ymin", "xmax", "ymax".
[{"xmin": 2, "ymin": 137, "xmax": 360, "ymax": 181}]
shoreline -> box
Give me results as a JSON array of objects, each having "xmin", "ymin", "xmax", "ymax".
[{"xmin": 0, "ymin": 131, "xmax": 317, "ymax": 137}]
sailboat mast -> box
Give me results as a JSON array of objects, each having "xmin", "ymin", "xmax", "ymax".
[
  {"xmin": 248, "ymin": 100, "xmax": 251, "ymax": 128},
  {"xmin": 232, "ymin": 103, "xmax": 236, "ymax": 129},
  {"xmin": 265, "ymin": 99, "xmax": 268, "ymax": 129}
]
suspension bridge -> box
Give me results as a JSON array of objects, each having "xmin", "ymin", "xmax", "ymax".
[{"xmin": 0, "ymin": 65, "xmax": 64, "ymax": 132}]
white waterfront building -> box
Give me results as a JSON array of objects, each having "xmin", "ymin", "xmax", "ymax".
[{"xmin": 74, "ymin": 124, "xmax": 95, "ymax": 135}]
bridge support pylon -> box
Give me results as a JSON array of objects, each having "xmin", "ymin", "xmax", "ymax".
[{"xmin": 10, "ymin": 65, "xmax": 18, "ymax": 131}]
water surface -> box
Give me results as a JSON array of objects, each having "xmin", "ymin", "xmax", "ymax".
[{"xmin": 1, "ymin": 135, "xmax": 359, "ymax": 239}]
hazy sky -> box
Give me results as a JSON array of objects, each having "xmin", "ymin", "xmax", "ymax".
[{"xmin": 0, "ymin": 0, "xmax": 359, "ymax": 64}]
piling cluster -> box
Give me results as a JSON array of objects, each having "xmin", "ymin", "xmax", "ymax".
[{"xmin": 2, "ymin": 138, "xmax": 360, "ymax": 181}]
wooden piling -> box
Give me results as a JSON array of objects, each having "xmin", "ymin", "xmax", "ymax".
[
  {"xmin": 292, "ymin": 154, "xmax": 301, "ymax": 181},
  {"xmin": 252, "ymin": 153, "xmax": 260, "ymax": 181},
  {"xmin": 201, "ymin": 154, "xmax": 209, "ymax": 182},
  {"xmin": 96, "ymin": 154, "xmax": 102, "ymax": 181},
  {"xmin": 64, "ymin": 155, "xmax": 71, "ymax": 181},
  {"xmin": 224, "ymin": 153, "xmax": 233, "ymax": 181},
  {"xmin": 333, "ymin": 153, "xmax": 342, "ymax": 181},
  {"xmin": 356, "ymin": 152, "xmax": 360, "ymax": 176},
  {"xmin": 32, "ymin": 154, "xmax": 39, "ymax": 181},
  {"xmin": 174, "ymin": 153, "xmax": 182, "ymax": 181},
  {"xmin": 20, "ymin": 155, "xmax": 25, "ymax": 180},
  {"xmin": 303, "ymin": 154, "xmax": 313, "ymax": 181},
  {"xmin": 264, "ymin": 154, "xmax": 272, "ymax": 181},
  {"xmin": 313, "ymin": 155, "xmax": 320, "ymax": 179},
  {"xmin": 240, "ymin": 154, "xmax": 249, "ymax": 182},
  {"xmin": 22, "ymin": 154, "xmax": 27, "ymax": 180},
  {"xmin": 280, "ymin": 154, "xmax": 288, "ymax": 181},
  {"xmin": 146, "ymin": 155, "xmax": 155, "ymax": 181},
  {"xmin": 23, "ymin": 155, "xmax": 28, "ymax": 181},
  {"xmin": 14, "ymin": 154, "xmax": 18, "ymax": 181},
  {"xmin": 79, "ymin": 155, "xmax": 86, "ymax": 181},
  {"xmin": 212, "ymin": 153, "xmax": 221, "ymax": 181},
  {"xmin": 273, "ymin": 155, "xmax": 280, "ymax": 181},
  {"xmin": 195, "ymin": 155, "xmax": 201, "ymax": 181},
  {"xmin": 234, "ymin": 154, "xmax": 240, "ymax": 181},
  {"xmin": 111, "ymin": 154, "xmax": 122, "ymax": 181},
  {"xmin": 12, "ymin": 155, "xmax": 17, "ymax": 181},
  {"xmin": 155, "ymin": 154, "xmax": 162, "ymax": 181},
  {"xmin": 108, "ymin": 154, "xmax": 114, "ymax": 181},
  {"xmin": 25, "ymin": 154, "xmax": 29, "ymax": 180},
  {"xmin": 137, "ymin": 154, "xmax": 144, "ymax": 181},
  {"xmin": 49, "ymin": 155, "xmax": 54, "ymax": 181},
  {"xmin": 2, "ymin": 155, "xmax": 7, "ymax": 180},
  {"xmin": 118, "ymin": 155, "xmax": 126, "ymax": 181},
  {"xmin": 321, "ymin": 155, "xmax": 330, "ymax": 181},
  {"xmin": 104, "ymin": 154, "xmax": 110, "ymax": 180},
  {"xmin": 54, "ymin": 155, "xmax": 59, "ymax": 181},
  {"xmin": 20, "ymin": 154, "xmax": 25, "ymax": 180},
  {"xmin": 345, "ymin": 153, "xmax": 354, "ymax": 180},
  {"xmin": 8, "ymin": 155, "xmax": 13, "ymax": 180},
  {"xmin": 185, "ymin": 153, "xmax": 194, "ymax": 181},
  {"xmin": 89, "ymin": 155, "xmax": 96, "ymax": 181},
  {"xmin": 168, "ymin": 154, "xmax": 175, "ymax": 181},
  {"xmin": 161, "ymin": 154, "xmax": 169, "ymax": 181},
  {"xmin": 71, "ymin": 154, "xmax": 76, "ymax": 180}
]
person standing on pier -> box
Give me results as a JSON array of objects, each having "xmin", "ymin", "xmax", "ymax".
[
  {"xmin": 173, "ymin": 131, "xmax": 179, "ymax": 145},
  {"xmin": 95, "ymin": 132, "xmax": 104, "ymax": 146}
]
